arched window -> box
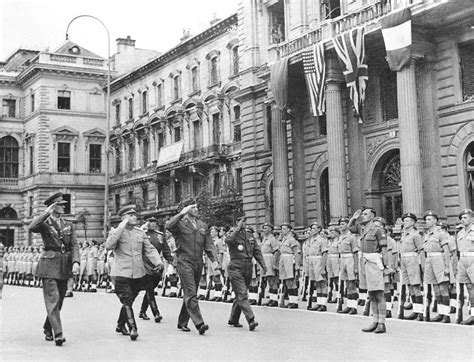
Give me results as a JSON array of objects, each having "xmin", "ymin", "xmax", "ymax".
[
  {"xmin": 173, "ymin": 75, "xmax": 181, "ymax": 100},
  {"xmin": 0, "ymin": 136, "xmax": 19, "ymax": 178},
  {"xmin": 232, "ymin": 46, "xmax": 239, "ymax": 75},
  {"xmin": 0, "ymin": 206, "xmax": 18, "ymax": 219},
  {"xmin": 320, "ymin": 168, "xmax": 330, "ymax": 227},
  {"xmin": 465, "ymin": 141, "xmax": 474, "ymax": 209},
  {"xmin": 379, "ymin": 152, "xmax": 402, "ymax": 225}
]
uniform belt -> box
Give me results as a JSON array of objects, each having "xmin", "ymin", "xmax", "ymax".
[
  {"xmin": 308, "ymin": 255, "xmax": 322, "ymax": 259},
  {"xmin": 361, "ymin": 252, "xmax": 380, "ymax": 257},
  {"xmin": 401, "ymin": 252, "xmax": 418, "ymax": 257},
  {"xmin": 44, "ymin": 245, "xmax": 70, "ymax": 253},
  {"xmin": 328, "ymin": 254, "xmax": 339, "ymax": 258},
  {"xmin": 340, "ymin": 253, "xmax": 354, "ymax": 258},
  {"xmin": 460, "ymin": 252, "xmax": 474, "ymax": 257},
  {"xmin": 427, "ymin": 252, "xmax": 443, "ymax": 257}
]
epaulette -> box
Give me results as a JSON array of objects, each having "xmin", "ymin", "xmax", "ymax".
[{"xmin": 134, "ymin": 226, "xmax": 146, "ymax": 232}]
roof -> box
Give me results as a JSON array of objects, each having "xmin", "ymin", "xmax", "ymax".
[{"xmin": 53, "ymin": 40, "xmax": 103, "ymax": 59}]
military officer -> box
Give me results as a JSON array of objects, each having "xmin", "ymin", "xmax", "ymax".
[
  {"xmin": 423, "ymin": 210, "xmax": 451, "ymax": 323},
  {"xmin": 349, "ymin": 207, "xmax": 388, "ymax": 334},
  {"xmin": 306, "ymin": 222, "xmax": 329, "ymax": 311},
  {"xmin": 29, "ymin": 192, "xmax": 80, "ymax": 346},
  {"xmin": 105, "ymin": 205, "xmax": 163, "ymax": 341},
  {"xmin": 338, "ymin": 217, "xmax": 359, "ymax": 314},
  {"xmin": 260, "ymin": 223, "xmax": 280, "ymax": 306},
  {"xmin": 278, "ymin": 222, "xmax": 301, "ymax": 309},
  {"xmin": 86, "ymin": 240, "xmax": 98, "ymax": 292},
  {"xmin": 225, "ymin": 217, "xmax": 267, "ymax": 330},
  {"xmin": 166, "ymin": 201, "xmax": 219, "ymax": 335},
  {"xmin": 326, "ymin": 226, "xmax": 340, "ymax": 304},
  {"xmin": 437, "ymin": 221, "xmax": 457, "ymax": 314},
  {"xmin": 139, "ymin": 215, "xmax": 173, "ymax": 323},
  {"xmin": 456, "ymin": 209, "xmax": 474, "ymax": 325}
]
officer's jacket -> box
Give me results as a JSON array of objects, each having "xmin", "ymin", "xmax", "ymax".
[
  {"xmin": 225, "ymin": 227, "xmax": 265, "ymax": 267},
  {"xmin": 457, "ymin": 224, "xmax": 474, "ymax": 252},
  {"xmin": 338, "ymin": 231, "xmax": 358, "ymax": 254},
  {"xmin": 400, "ymin": 229, "xmax": 423, "ymax": 253},
  {"xmin": 261, "ymin": 233, "xmax": 279, "ymax": 254},
  {"xmin": 143, "ymin": 229, "xmax": 173, "ymax": 274},
  {"xmin": 307, "ymin": 235, "xmax": 328, "ymax": 256},
  {"xmin": 166, "ymin": 214, "xmax": 217, "ymax": 262},
  {"xmin": 279, "ymin": 233, "xmax": 300, "ymax": 255},
  {"xmin": 423, "ymin": 229, "xmax": 448, "ymax": 253},
  {"xmin": 29, "ymin": 212, "xmax": 80, "ymax": 280},
  {"xmin": 353, "ymin": 221, "xmax": 387, "ymax": 253},
  {"xmin": 105, "ymin": 224, "xmax": 161, "ymax": 278},
  {"xmin": 327, "ymin": 237, "xmax": 340, "ymax": 255}
]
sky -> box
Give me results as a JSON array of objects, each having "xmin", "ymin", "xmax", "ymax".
[{"xmin": 0, "ymin": 0, "xmax": 239, "ymax": 60}]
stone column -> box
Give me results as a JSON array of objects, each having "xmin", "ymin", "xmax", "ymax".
[
  {"xmin": 325, "ymin": 79, "xmax": 348, "ymax": 221},
  {"xmin": 271, "ymin": 104, "xmax": 290, "ymax": 225},
  {"xmin": 397, "ymin": 60, "xmax": 424, "ymax": 216}
]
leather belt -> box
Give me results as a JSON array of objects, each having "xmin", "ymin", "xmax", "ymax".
[
  {"xmin": 328, "ymin": 254, "xmax": 339, "ymax": 258},
  {"xmin": 427, "ymin": 252, "xmax": 443, "ymax": 257},
  {"xmin": 460, "ymin": 252, "xmax": 474, "ymax": 257},
  {"xmin": 401, "ymin": 252, "xmax": 418, "ymax": 257},
  {"xmin": 308, "ymin": 255, "xmax": 322, "ymax": 259},
  {"xmin": 340, "ymin": 253, "xmax": 354, "ymax": 258},
  {"xmin": 44, "ymin": 245, "xmax": 69, "ymax": 253}
]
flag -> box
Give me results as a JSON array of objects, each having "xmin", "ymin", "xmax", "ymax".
[
  {"xmin": 333, "ymin": 26, "xmax": 368, "ymax": 122},
  {"xmin": 302, "ymin": 42, "xmax": 326, "ymax": 116},
  {"xmin": 270, "ymin": 57, "xmax": 289, "ymax": 111},
  {"xmin": 381, "ymin": 8, "xmax": 412, "ymax": 71}
]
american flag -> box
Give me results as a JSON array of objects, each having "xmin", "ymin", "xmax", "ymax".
[
  {"xmin": 333, "ymin": 26, "xmax": 368, "ymax": 122},
  {"xmin": 302, "ymin": 42, "xmax": 326, "ymax": 117}
]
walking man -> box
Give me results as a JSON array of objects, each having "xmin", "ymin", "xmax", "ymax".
[{"xmin": 29, "ymin": 192, "xmax": 80, "ymax": 346}]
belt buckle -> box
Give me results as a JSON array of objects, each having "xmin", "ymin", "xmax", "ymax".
[{"xmin": 60, "ymin": 245, "xmax": 66, "ymax": 253}]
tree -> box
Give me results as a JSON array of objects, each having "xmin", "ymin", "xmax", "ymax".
[{"xmin": 76, "ymin": 209, "xmax": 91, "ymax": 241}]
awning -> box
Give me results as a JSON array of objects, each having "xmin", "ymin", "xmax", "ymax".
[{"xmin": 156, "ymin": 141, "xmax": 183, "ymax": 167}]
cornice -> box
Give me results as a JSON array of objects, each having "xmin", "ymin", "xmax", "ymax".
[{"xmin": 17, "ymin": 63, "xmax": 109, "ymax": 85}]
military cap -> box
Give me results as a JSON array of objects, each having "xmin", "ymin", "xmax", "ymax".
[
  {"xmin": 310, "ymin": 222, "xmax": 322, "ymax": 229},
  {"xmin": 362, "ymin": 206, "xmax": 376, "ymax": 216},
  {"xmin": 145, "ymin": 215, "xmax": 158, "ymax": 222},
  {"xmin": 118, "ymin": 204, "xmax": 137, "ymax": 216},
  {"xmin": 44, "ymin": 192, "xmax": 68, "ymax": 206},
  {"xmin": 262, "ymin": 222, "xmax": 274, "ymax": 230},
  {"xmin": 373, "ymin": 216, "xmax": 387, "ymax": 226},
  {"xmin": 458, "ymin": 209, "xmax": 473, "ymax": 219},
  {"xmin": 423, "ymin": 210, "xmax": 439, "ymax": 220},
  {"xmin": 402, "ymin": 212, "xmax": 417, "ymax": 222},
  {"xmin": 281, "ymin": 222, "xmax": 293, "ymax": 229},
  {"xmin": 339, "ymin": 217, "xmax": 350, "ymax": 224},
  {"xmin": 436, "ymin": 221, "xmax": 449, "ymax": 230}
]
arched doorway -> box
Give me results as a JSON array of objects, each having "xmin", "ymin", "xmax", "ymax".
[
  {"xmin": 320, "ymin": 168, "xmax": 330, "ymax": 227},
  {"xmin": 378, "ymin": 151, "xmax": 402, "ymax": 225},
  {"xmin": 465, "ymin": 141, "xmax": 474, "ymax": 209},
  {"xmin": 0, "ymin": 206, "xmax": 17, "ymax": 247}
]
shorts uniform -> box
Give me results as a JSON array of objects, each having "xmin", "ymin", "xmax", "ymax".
[
  {"xmin": 456, "ymin": 224, "xmax": 474, "ymax": 284},
  {"xmin": 278, "ymin": 234, "xmax": 299, "ymax": 280},
  {"xmin": 79, "ymin": 248, "xmax": 88, "ymax": 277},
  {"xmin": 307, "ymin": 235, "xmax": 328, "ymax": 282},
  {"xmin": 86, "ymin": 246, "xmax": 98, "ymax": 277},
  {"xmin": 338, "ymin": 231, "xmax": 358, "ymax": 281},
  {"xmin": 446, "ymin": 235, "xmax": 457, "ymax": 283},
  {"xmin": 326, "ymin": 238, "xmax": 340, "ymax": 279},
  {"xmin": 399, "ymin": 229, "xmax": 423, "ymax": 285},
  {"xmin": 97, "ymin": 248, "xmax": 106, "ymax": 275},
  {"xmin": 261, "ymin": 234, "xmax": 279, "ymax": 277},
  {"xmin": 423, "ymin": 230, "xmax": 449, "ymax": 285}
]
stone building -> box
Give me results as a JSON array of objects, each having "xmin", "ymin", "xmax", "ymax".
[
  {"xmin": 108, "ymin": 15, "xmax": 242, "ymax": 226},
  {"xmin": 236, "ymin": 0, "xmax": 474, "ymax": 229}
]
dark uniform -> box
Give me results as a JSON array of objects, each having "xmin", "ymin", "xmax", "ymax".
[
  {"xmin": 29, "ymin": 192, "xmax": 80, "ymax": 346},
  {"xmin": 166, "ymin": 208, "xmax": 217, "ymax": 334},
  {"xmin": 139, "ymin": 216, "xmax": 173, "ymax": 322}
]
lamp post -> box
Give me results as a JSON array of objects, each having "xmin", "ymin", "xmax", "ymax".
[{"xmin": 66, "ymin": 15, "xmax": 111, "ymax": 240}]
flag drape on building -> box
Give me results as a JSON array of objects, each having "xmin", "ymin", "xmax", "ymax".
[
  {"xmin": 381, "ymin": 8, "xmax": 412, "ymax": 71},
  {"xmin": 333, "ymin": 26, "xmax": 368, "ymax": 122},
  {"xmin": 302, "ymin": 42, "xmax": 326, "ymax": 116},
  {"xmin": 270, "ymin": 57, "xmax": 289, "ymax": 111}
]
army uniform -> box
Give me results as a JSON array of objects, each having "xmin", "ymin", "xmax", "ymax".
[
  {"xmin": 225, "ymin": 223, "xmax": 266, "ymax": 330},
  {"xmin": 278, "ymin": 223, "xmax": 301, "ymax": 309},
  {"xmin": 29, "ymin": 192, "xmax": 80, "ymax": 346},
  {"xmin": 78, "ymin": 246, "xmax": 88, "ymax": 290},
  {"xmin": 338, "ymin": 221, "xmax": 359, "ymax": 314},
  {"xmin": 326, "ymin": 233, "xmax": 340, "ymax": 303},
  {"xmin": 86, "ymin": 242, "xmax": 98, "ymax": 292},
  {"xmin": 306, "ymin": 230, "xmax": 328, "ymax": 311}
]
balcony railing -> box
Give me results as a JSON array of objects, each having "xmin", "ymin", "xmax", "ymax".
[
  {"xmin": 331, "ymin": 1, "xmax": 391, "ymax": 35},
  {"xmin": 276, "ymin": 28, "xmax": 323, "ymax": 58},
  {"xmin": 179, "ymin": 143, "xmax": 230, "ymax": 164},
  {"xmin": 0, "ymin": 178, "xmax": 19, "ymax": 188}
]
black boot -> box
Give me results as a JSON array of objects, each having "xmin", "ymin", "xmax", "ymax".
[
  {"xmin": 149, "ymin": 298, "xmax": 163, "ymax": 323},
  {"xmin": 124, "ymin": 305, "xmax": 139, "ymax": 341},
  {"xmin": 116, "ymin": 306, "xmax": 129, "ymax": 335}
]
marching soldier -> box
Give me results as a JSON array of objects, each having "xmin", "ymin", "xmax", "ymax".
[
  {"xmin": 29, "ymin": 192, "xmax": 80, "ymax": 346},
  {"xmin": 456, "ymin": 209, "xmax": 474, "ymax": 325},
  {"xmin": 260, "ymin": 223, "xmax": 280, "ymax": 306},
  {"xmin": 213, "ymin": 227, "xmax": 228, "ymax": 302},
  {"xmin": 207, "ymin": 226, "xmax": 224, "ymax": 302},
  {"xmin": 306, "ymin": 222, "xmax": 328, "ymax": 311},
  {"xmin": 278, "ymin": 222, "xmax": 301, "ymax": 309},
  {"xmin": 338, "ymin": 217, "xmax": 359, "ymax": 314},
  {"xmin": 164, "ymin": 230, "xmax": 179, "ymax": 298},
  {"xmin": 105, "ymin": 205, "xmax": 163, "ymax": 341},
  {"xmin": 166, "ymin": 201, "xmax": 219, "ymax": 335},
  {"xmin": 423, "ymin": 210, "xmax": 451, "ymax": 323},
  {"xmin": 349, "ymin": 207, "xmax": 388, "ymax": 334},
  {"xmin": 398, "ymin": 213, "xmax": 424, "ymax": 321},
  {"xmin": 225, "ymin": 217, "xmax": 267, "ymax": 330},
  {"xmin": 139, "ymin": 215, "xmax": 173, "ymax": 323}
]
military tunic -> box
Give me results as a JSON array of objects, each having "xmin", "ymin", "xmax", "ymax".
[
  {"xmin": 456, "ymin": 224, "xmax": 474, "ymax": 284},
  {"xmin": 423, "ymin": 229, "xmax": 449, "ymax": 285},
  {"xmin": 399, "ymin": 229, "xmax": 423, "ymax": 285}
]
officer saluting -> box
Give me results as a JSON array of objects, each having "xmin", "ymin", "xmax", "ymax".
[
  {"xmin": 29, "ymin": 192, "xmax": 80, "ymax": 346},
  {"xmin": 105, "ymin": 205, "xmax": 163, "ymax": 341},
  {"xmin": 225, "ymin": 217, "xmax": 267, "ymax": 330}
]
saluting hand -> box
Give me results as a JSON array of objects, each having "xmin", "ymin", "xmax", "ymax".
[
  {"xmin": 45, "ymin": 201, "xmax": 59, "ymax": 215},
  {"xmin": 180, "ymin": 204, "xmax": 198, "ymax": 216},
  {"xmin": 352, "ymin": 209, "xmax": 362, "ymax": 219}
]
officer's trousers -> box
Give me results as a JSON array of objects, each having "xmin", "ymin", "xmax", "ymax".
[
  {"xmin": 42, "ymin": 278, "xmax": 68, "ymax": 336},
  {"xmin": 140, "ymin": 273, "xmax": 162, "ymax": 312},
  {"xmin": 177, "ymin": 258, "xmax": 205, "ymax": 327},
  {"xmin": 114, "ymin": 276, "xmax": 147, "ymax": 325},
  {"xmin": 228, "ymin": 259, "xmax": 255, "ymax": 323}
]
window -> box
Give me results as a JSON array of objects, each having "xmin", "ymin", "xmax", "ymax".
[
  {"xmin": 128, "ymin": 98, "xmax": 134, "ymax": 120},
  {"xmin": 57, "ymin": 142, "xmax": 70, "ymax": 172},
  {"xmin": 142, "ymin": 186, "xmax": 148, "ymax": 209},
  {"xmin": 213, "ymin": 173, "xmax": 221, "ymax": 197},
  {"xmin": 318, "ymin": 115, "xmax": 327, "ymax": 136},
  {"xmin": 459, "ymin": 41, "xmax": 474, "ymax": 101},
  {"xmin": 0, "ymin": 136, "xmax": 19, "ymax": 178},
  {"xmin": 31, "ymin": 93, "xmax": 35, "ymax": 112},
  {"xmin": 193, "ymin": 120, "xmax": 202, "ymax": 149},
  {"xmin": 89, "ymin": 144, "xmax": 101, "ymax": 173},
  {"xmin": 115, "ymin": 103, "xmax": 121, "ymax": 125},
  {"xmin": 235, "ymin": 168, "xmax": 242, "ymax": 194},
  {"xmin": 29, "ymin": 196, "xmax": 34, "ymax": 217},
  {"xmin": 127, "ymin": 190, "xmax": 134, "ymax": 203},
  {"xmin": 321, "ymin": 0, "xmax": 341, "ymax": 20},
  {"xmin": 212, "ymin": 113, "xmax": 220, "ymax": 144},
  {"xmin": 380, "ymin": 68, "xmax": 398, "ymax": 121},
  {"xmin": 142, "ymin": 138, "xmax": 149, "ymax": 167},
  {"xmin": 142, "ymin": 90, "xmax": 148, "ymax": 114},
  {"xmin": 193, "ymin": 176, "xmax": 201, "ymax": 196},
  {"xmin": 128, "ymin": 142, "xmax": 135, "ymax": 171},
  {"xmin": 269, "ymin": 0, "xmax": 285, "ymax": 44},
  {"xmin": 115, "ymin": 194, "xmax": 121, "ymax": 212},
  {"xmin": 157, "ymin": 83, "xmax": 164, "ymax": 108},
  {"xmin": 157, "ymin": 183, "xmax": 165, "ymax": 207},
  {"xmin": 157, "ymin": 132, "xmax": 165, "ymax": 150},
  {"xmin": 58, "ymin": 90, "xmax": 71, "ymax": 110},
  {"xmin": 174, "ymin": 126, "xmax": 182, "ymax": 142},
  {"xmin": 173, "ymin": 76, "xmax": 181, "ymax": 100},
  {"xmin": 233, "ymin": 105, "xmax": 241, "ymax": 142},
  {"xmin": 174, "ymin": 181, "xmax": 182, "ymax": 203},
  {"xmin": 115, "ymin": 147, "xmax": 121, "ymax": 174},
  {"xmin": 232, "ymin": 46, "xmax": 239, "ymax": 75},
  {"xmin": 29, "ymin": 145, "xmax": 34, "ymax": 175},
  {"xmin": 62, "ymin": 194, "xmax": 71, "ymax": 214},
  {"xmin": 2, "ymin": 99, "xmax": 16, "ymax": 117},
  {"xmin": 210, "ymin": 57, "xmax": 219, "ymax": 84},
  {"xmin": 191, "ymin": 67, "xmax": 199, "ymax": 93},
  {"xmin": 265, "ymin": 105, "xmax": 272, "ymax": 149},
  {"xmin": 466, "ymin": 142, "xmax": 474, "ymax": 209}
]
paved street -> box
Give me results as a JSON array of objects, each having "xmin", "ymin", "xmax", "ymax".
[{"xmin": 1, "ymin": 285, "xmax": 473, "ymax": 361}]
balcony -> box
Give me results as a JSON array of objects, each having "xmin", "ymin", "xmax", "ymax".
[
  {"xmin": 179, "ymin": 143, "xmax": 230, "ymax": 164},
  {"xmin": 0, "ymin": 178, "xmax": 19, "ymax": 190}
]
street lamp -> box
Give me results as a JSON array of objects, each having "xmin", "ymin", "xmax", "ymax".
[{"xmin": 66, "ymin": 15, "xmax": 111, "ymax": 240}]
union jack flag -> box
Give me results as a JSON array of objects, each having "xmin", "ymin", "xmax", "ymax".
[
  {"xmin": 302, "ymin": 42, "xmax": 326, "ymax": 116},
  {"xmin": 333, "ymin": 26, "xmax": 368, "ymax": 122}
]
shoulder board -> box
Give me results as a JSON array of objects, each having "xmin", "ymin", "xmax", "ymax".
[
  {"xmin": 134, "ymin": 227, "xmax": 146, "ymax": 232},
  {"xmin": 156, "ymin": 230, "xmax": 164, "ymax": 235}
]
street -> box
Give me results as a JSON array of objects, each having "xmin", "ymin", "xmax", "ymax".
[{"xmin": 1, "ymin": 285, "xmax": 473, "ymax": 361}]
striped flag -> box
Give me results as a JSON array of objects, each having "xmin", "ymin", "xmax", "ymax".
[
  {"xmin": 381, "ymin": 8, "xmax": 412, "ymax": 71},
  {"xmin": 302, "ymin": 42, "xmax": 326, "ymax": 116},
  {"xmin": 333, "ymin": 26, "xmax": 368, "ymax": 123}
]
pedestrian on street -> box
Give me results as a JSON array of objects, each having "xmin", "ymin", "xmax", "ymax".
[
  {"xmin": 29, "ymin": 192, "xmax": 80, "ymax": 346},
  {"xmin": 166, "ymin": 201, "xmax": 219, "ymax": 335},
  {"xmin": 225, "ymin": 217, "xmax": 267, "ymax": 330},
  {"xmin": 105, "ymin": 205, "xmax": 163, "ymax": 341}
]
